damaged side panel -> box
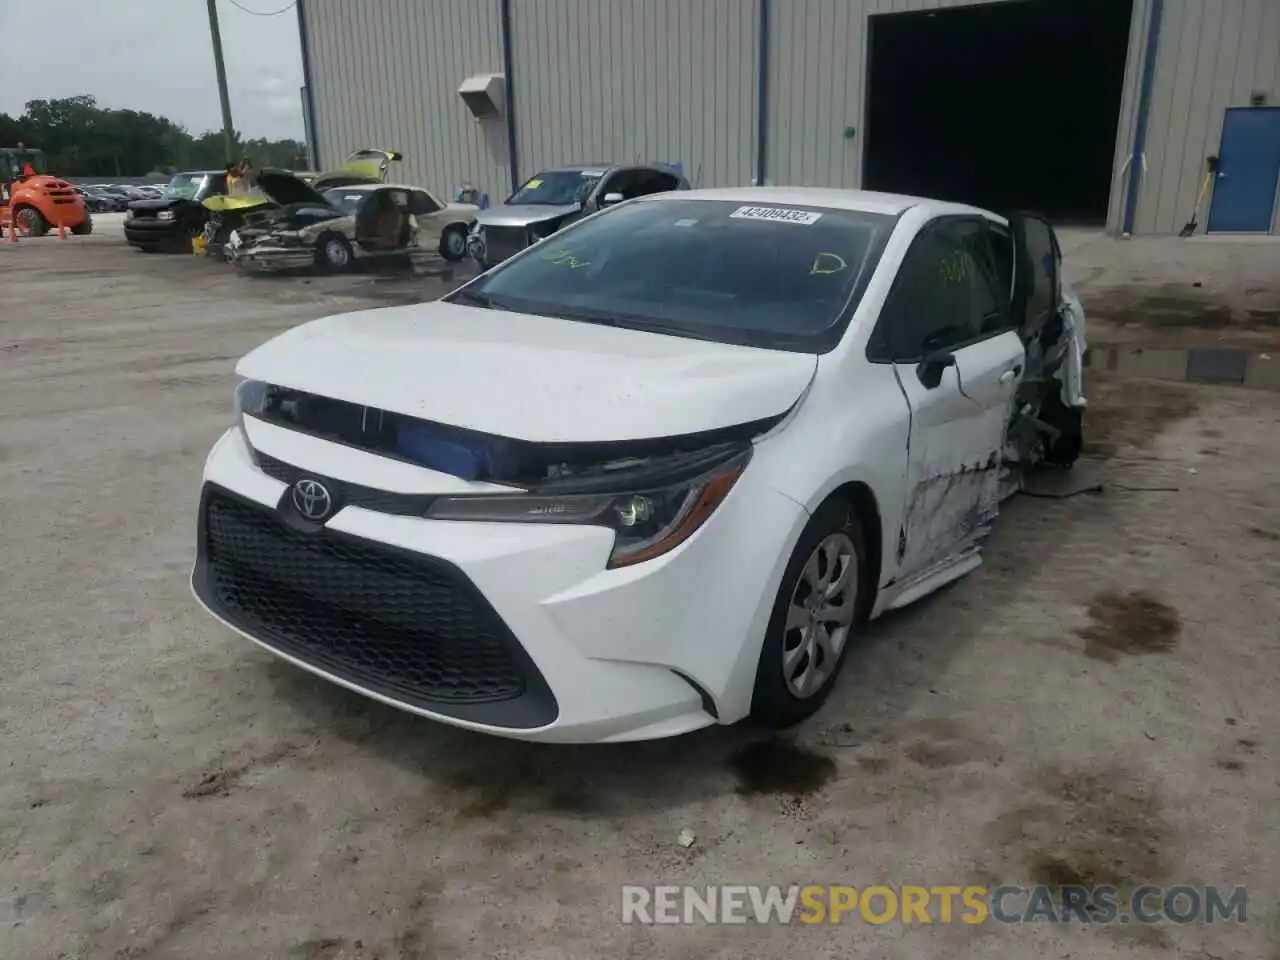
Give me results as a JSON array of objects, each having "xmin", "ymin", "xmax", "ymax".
[{"xmin": 897, "ymin": 441, "xmax": 1001, "ymax": 577}]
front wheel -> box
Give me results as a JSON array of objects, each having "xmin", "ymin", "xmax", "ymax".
[
  {"xmin": 315, "ymin": 233, "xmax": 354, "ymax": 272},
  {"xmin": 71, "ymin": 216, "xmax": 93, "ymax": 236},
  {"xmin": 14, "ymin": 206, "xmax": 48, "ymax": 237},
  {"xmin": 439, "ymin": 224, "xmax": 468, "ymax": 262},
  {"xmin": 750, "ymin": 499, "xmax": 867, "ymax": 728}
]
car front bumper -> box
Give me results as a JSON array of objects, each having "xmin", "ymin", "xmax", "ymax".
[
  {"xmin": 229, "ymin": 243, "xmax": 317, "ymax": 272},
  {"xmin": 124, "ymin": 218, "xmax": 185, "ymax": 247},
  {"xmin": 191, "ymin": 424, "xmax": 806, "ymax": 742}
]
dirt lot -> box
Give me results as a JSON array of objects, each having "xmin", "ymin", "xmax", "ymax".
[{"xmin": 2, "ymin": 226, "xmax": 1278, "ymax": 959}]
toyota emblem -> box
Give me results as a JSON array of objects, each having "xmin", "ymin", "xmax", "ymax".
[{"xmin": 291, "ymin": 478, "xmax": 334, "ymax": 521}]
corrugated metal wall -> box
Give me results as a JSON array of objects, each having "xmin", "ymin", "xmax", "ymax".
[
  {"xmin": 299, "ymin": 0, "xmax": 1278, "ymax": 235},
  {"xmin": 508, "ymin": 0, "xmax": 759, "ymax": 187},
  {"xmin": 1134, "ymin": 0, "xmax": 1280, "ymax": 234},
  {"xmin": 1104, "ymin": 0, "xmax": 1153, "ymax": 234},
  {"xmin": 302, "ymin": 0, "xmax": 510, "ymax": 203}
]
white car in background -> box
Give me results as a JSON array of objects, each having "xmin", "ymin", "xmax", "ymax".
[{"xmin": 192, "ymin": 187, "xmax": 1087, "ymax": 743}]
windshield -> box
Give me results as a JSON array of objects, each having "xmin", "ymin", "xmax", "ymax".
[
  {"xmin": 507, "ymin": 169, "xmax": 602, "ymax": 206},
  {"xmin": 322, "ymin": 187, "xmax": 365, "ymax": 215},
  {"xmin": 165, "ymin": 173, "xmax": 208, "ymax": 200},
  {"xmin": 460, "ymin": 198, "xmax": 897, "ymax": 351}
]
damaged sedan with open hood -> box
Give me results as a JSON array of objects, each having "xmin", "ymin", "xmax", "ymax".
[
  {"xmin": 224, "ymin": 170, "xmax": 477, "ymax": 273},
  {"xmin": 191, "ymin": 186, "xmax": 1086, "ymax": 743}
]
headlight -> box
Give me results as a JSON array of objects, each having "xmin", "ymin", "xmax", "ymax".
[
  {"xmin": 157, "ymin": 210, "xmax": 175, "ymax": 221},
  {"xmin": 427, "ymin": 449, "xmax": 749, "ymax": 568},
  {"xmin": 125, "ymin": 209, "xmax": 134, "ymax": 221}
]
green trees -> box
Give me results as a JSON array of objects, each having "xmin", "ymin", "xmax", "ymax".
[{"xmin": 0, "ymin": 96, "xmax": 306, "ymax": 176}]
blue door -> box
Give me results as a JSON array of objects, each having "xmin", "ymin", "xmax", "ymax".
[{"xmin": 1207, "ymin": 107, "xmax": 1280, "ymax": 233}]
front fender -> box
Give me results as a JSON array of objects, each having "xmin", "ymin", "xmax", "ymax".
[{"xmin": 749, "ymin": 359, "xmax": 912, "ymax": 594}]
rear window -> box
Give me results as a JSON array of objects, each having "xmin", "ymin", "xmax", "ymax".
[{"xmin": 468, "ymin": 198, "xmax": 897, "ymax": 351}]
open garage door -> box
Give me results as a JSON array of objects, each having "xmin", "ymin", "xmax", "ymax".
[{"xmin": 863, "ymin": 0, "xmax": 1134, "ymax": 225}]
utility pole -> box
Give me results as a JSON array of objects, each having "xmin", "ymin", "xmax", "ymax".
[{"xmin": 206, "ymin": 0, "xmax": 236, "ymax": 163}]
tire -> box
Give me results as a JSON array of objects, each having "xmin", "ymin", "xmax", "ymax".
[
  {"xmin": 1039, "ymin": 391, "xmax": 1083, "ymax": 468},
  {"xmin": 71, "ymin": 216, "xmax": 93, "ymax": 236},
  {"xmin": 439, "ymin": 224, "xmax": 468, "ymax": 262},
  {"xmin": 14, "ymin": 206, "xmax": 48, "ymax": 237},
  {"xmin": 750, "ymin": 498, "xmax": 868, "ymax": 728},
  {"xmin": 315, "ymin": 232, "xmax": 354, "ymax": 272}
]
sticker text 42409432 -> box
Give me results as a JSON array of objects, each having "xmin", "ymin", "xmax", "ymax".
[{"xmin": 729, "ymin": 206, "xmax": 823, "ymax": 226}]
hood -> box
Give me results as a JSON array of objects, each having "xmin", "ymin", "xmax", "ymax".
[
  {"xmin": 236, "ymin": 301, "xmax": 817, "ymax": 444},
  {"xmin": 127, "ymin": 197, "xmax": 182, "ymax": 214},
  {"xmin": 254, "ymin": 168, "xmax": 332, "ymax": 208},
  {"xmin": 477, "ymin": 203, "xmax": 581, "ymax": 228},
  {"xmin": 203, "ymin": 193, "xmax": 273, "ymax": 213}
]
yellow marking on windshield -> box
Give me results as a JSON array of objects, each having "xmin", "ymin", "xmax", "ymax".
[
  {"xmin": 542, "ymin": 247, "xmax": 590, "ymax": 269},
  {"xmin": 810, "ymin": 252, "xmax": 847, "ymax": 275},
  {"xmin": 524, "ymin": 178, "xmax": 543, "ymax": 189}
]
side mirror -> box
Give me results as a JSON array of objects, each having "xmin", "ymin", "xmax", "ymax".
[
  {"xmin": 916, "ymin": 350, "xmax": 956, "ymax": 389},
  {"xmin": 601, "ymin": 192, "xmax": 624, "ymax": 207}
]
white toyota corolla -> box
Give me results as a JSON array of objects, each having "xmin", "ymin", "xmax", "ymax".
[{"xmin": 192, "ymin": 187, "xmax": 1087, "ymax": 743}]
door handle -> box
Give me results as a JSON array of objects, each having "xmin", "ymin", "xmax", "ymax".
[{"xmin": 998, "ymin": 367, "xmax": 1020, "ymax": 385}]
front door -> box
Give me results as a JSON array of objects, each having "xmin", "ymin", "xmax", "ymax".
[
  {"xmin": 1207, "ymin": 107, "xmax": 1280, "ymax": 233},
  {"xmin": 869, "ymin": 216, "xmax": 1025, "ymax": 580}
]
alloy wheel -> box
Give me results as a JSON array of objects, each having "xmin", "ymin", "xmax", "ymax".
[{"xmin": 782, "ymin": 532, "xmax": 857, "ymax": 699}]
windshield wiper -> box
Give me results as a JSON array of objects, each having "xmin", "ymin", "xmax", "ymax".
[
  {"xmin": 537, "ymin": 306, "xmax": 707, "ymax": 338},
  {"xmin": 450, "ymin": 288, "xmax": 501, "ymax": 310}
]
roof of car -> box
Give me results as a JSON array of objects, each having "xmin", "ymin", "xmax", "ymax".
[
  {"xmin": 543, "ymin": 164, "xmax": 613, "ymax": 173},
  {"xmin": 660, "ymin": 186, "xmax": 993, "ymax": 219}
]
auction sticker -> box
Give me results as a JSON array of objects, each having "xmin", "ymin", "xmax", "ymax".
[{"xmin": 730, "ymin": 205, "xmax": 823, "ymax": 225}]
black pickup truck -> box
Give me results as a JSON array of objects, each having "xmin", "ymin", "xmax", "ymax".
[{"xmin": 124, "ymin": 170, "xmax": 227, "ymax": 252}]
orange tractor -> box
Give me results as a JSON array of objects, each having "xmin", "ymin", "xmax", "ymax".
[{"xmin": 1, "ymin": 145, "xmax": 91, "ymax": 237}]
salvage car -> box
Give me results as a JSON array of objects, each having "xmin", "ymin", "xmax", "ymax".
[
  {"xmin": 468, "ymin": 162, "xmax": 690, "ymax": 267},
  {"xmin": 224, "ymin": 176, "xmax": 478, "ymax": 273},
  {"xmin": 192, "ymin": 186, "xmax": 1086, "ymax": 743},
  {"xmin": 125, "ymin": 170, "xmax": 227, "ymax": 252}
]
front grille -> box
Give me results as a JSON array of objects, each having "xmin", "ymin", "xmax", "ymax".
[
  {"xmin": 255, "ymin": 451, "xmax": 438, "ymax": 517},
  {"xmin": 195, "ymin": 485, "xmax": 557, "ymax": 728},
  {"xmin": 484, "ymin": 225, "xmax": 529, "ymax": 263}
]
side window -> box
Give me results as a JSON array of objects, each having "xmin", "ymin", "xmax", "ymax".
[
  {"xmin": 1015, "ymin": 217, "xmax": 1060, "ymax": 330},
  {"xmin": 630, "ymin": 171, "xmax": 681, "ymax": 198},
  {"xmin": 408, "ymin": 190, "xmax": 441, "ymax": 215},
  {"xmin": 872, "ymin": 219, "xmax": 1007, "ymax": 362},
  {"xmin": 988, "ymin": 225, "xmax": 1015, "ymax": 304},
  {"xmin": 599, "ymin": 170, "xmax": 638, "ymax": 200}
]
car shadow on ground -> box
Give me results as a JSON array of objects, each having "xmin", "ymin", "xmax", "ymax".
[{"xmin": 258, "ymin": 470, "xmax": 1099, "ymax": 820}]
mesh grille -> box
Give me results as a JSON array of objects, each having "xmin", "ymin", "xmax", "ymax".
[{"xmin": 199, "ymin": 488, "xmax": 539, "ymax": 711}]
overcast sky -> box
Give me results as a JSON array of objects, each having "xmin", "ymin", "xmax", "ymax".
[{"xmin": 0, "ymin": 0, "xmax": 305, "ymax": 140}]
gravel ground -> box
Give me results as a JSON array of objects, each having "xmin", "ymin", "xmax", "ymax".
[{"xmin": 1, "ymin": 226, "xmax": 1278, "ymax": 960}]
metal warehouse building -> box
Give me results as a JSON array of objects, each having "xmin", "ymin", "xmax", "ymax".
[{"xmin": 296, "ymin": 0, "xmax": 1280, "ymax": 236}]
